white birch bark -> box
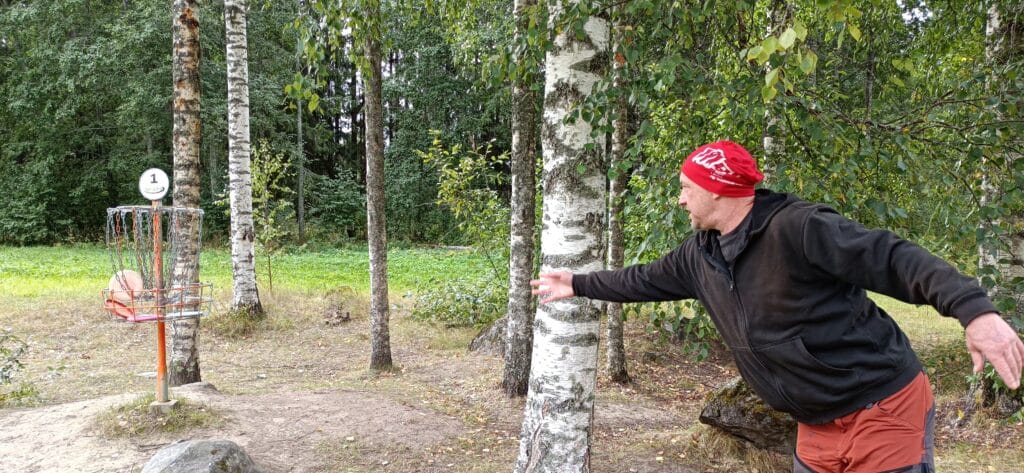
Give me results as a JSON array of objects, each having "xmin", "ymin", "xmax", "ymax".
[
  {"xmin": 225, "ymin": 0, "xmax": 262, "ymax": 316},
  {"xmin": 170, "ymin": 0, "xmax": 203, "ymax": 386},
  {"xmin": 515, "ymin": 2, "xmax": 608, "ymax": 471},
  {"xmin": 503, "ymin": 0, "xmax": 539, "ymax": 398},
  {"xmin": 980, "ymin": 4, "xmax": 1024, "ymax": 317},
  {"xmin": 761, "ymin": 0, "xmax": 789, "ymax": 184}
]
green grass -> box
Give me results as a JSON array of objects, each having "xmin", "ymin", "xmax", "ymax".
[
  {"xmin": 871, "ymin": 292, "xmax": 964, "ymax": 348},
  {"xmin": 93, "ymin": 393, "xmax": 224, "ymax": 438},
  {"xmin": 0, "ymin": 244, "xmax": 493, "ymax": 299}
]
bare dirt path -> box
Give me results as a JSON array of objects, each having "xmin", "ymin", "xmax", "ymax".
[
  {"xmin": 5, "ymin": 292, "xmax": 1021, "ymax": 472},
  {"xmin": 1, "ymin": 293, "xmax": 705, "ymax": 472}
]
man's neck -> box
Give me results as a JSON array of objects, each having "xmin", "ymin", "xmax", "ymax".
[{"xmin": 716, "ymin": 198, "xmax": 755, "ymax": 235}]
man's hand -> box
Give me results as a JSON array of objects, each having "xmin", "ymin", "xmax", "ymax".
[
  {"xmin": 530, "ymin": 271, "xmax": 575, "ymax": 304},
  {"xmin": 965, "ymin": 312, "xmax": 1024, "ymax": 389}
]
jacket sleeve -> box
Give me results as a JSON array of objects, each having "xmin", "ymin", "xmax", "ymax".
[
  {"xmin": 572, "ymin": 241, "xmax": 698, "ymax": 303},
  {"xmin": 800, "ymin": 208, "xmax": 997, "ymax": 327}
]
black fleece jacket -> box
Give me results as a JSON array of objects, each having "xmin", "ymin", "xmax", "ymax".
[{"xmin": 573, "ymin": 190, "xmax": 996, "ymax": 424}]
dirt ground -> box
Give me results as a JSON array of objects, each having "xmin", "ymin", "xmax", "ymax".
[{"xmin": 1, "ymin": 291, "xmax": 1023, "ymax": 472}]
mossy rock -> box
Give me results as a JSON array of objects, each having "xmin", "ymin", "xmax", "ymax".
[{"xmin": 699, "ymin": 376, "xmax": 797, "ymax": 455}]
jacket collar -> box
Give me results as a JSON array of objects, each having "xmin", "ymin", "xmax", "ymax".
[{"xmin": 695, "ymin": 189, "xmax": 797, "ymax": 258}]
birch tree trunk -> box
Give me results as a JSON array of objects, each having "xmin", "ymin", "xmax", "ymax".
[
  {"xmin": 364, "ymin": 2, "xmax": 392, "ymax": 371},
  {"xmin": 296, "ymin": 32, "xmax": 306, "ymax": 244},
  {"xmin": 605, "ymin": 14, "xmax": 629, "ymax": 384},
  {"xmin": 761, "ymin": 0, "xmax": 789, "ymax": 184},
  {"xmin": 980, "ymin": 4, "xmax": 1024, "ymax": 321},
  {"xmin": 225, "ymin": 0, "xmax": 262, "ymax": 317},
  {"xmin": 971, "ymin": 2, "xmax": 1024, "ymax": 417},
  {"xmin": 503, "ymin": 0, "xmax": 539, "ymax": 398},
  {"xmin": 515, "ymin": 2, "xmax": 608, "ymax": 471},
  {"xmin": 169, "ymin": 0, "xmax": 203, "ymax": 386}
]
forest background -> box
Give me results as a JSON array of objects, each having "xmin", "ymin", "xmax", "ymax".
[
  {"xmin": 2, "ymin": 0, "xmax": 1024, "ymax": 471},
  {"xmin": 2, "ymin": 0, "xmax": 1021, "ymax": 289},
  {"xmin": 3, "ymin": 0, "xmax": 1024, "ymax": 380},
  {"xmin": 3, "ymin": 0, "xmax": 1024, "ymax": 385}
]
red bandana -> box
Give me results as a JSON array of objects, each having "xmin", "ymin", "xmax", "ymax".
[{"xmin": 680, "ymin": 141, "xmax": 764, "ymax": 197}]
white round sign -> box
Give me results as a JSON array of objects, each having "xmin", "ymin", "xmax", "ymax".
[{"xmin": 139, "ymin": 168, "xmax": 170, "ymax": 201}]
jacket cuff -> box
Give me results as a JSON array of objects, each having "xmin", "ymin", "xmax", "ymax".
[
  {"xmin": 955, "ymin": 296, "xmax": 1000, "ymax": 328},
  {"xmin": 571, "ymin": 273, "xmax": 588, "ymax": 299}
]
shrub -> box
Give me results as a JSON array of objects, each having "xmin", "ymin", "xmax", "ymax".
[
  {"xmin": 0, "ymin": 332, "xmax": 36, "ymax": 406},
  {"xmin": 305, "ymin": 167, "xmax": 365, "ymax": 242},
  {"xmin": 410, "ymin": 277, "xmax": 507, "ymax": 328}
]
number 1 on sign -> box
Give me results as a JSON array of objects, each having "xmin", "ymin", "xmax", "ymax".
[{"xmin": 139, "ymin": 168, "xmax": 169, "ymax": 201}]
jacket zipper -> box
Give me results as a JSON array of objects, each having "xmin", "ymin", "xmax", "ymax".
[{"xmin": 729, "ymin": 262, "xmax": 802, "ymax": 416}]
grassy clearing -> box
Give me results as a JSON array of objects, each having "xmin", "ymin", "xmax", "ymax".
[
  {"xmin": 0, "ymin": 244, "xmax": 490, "ymax": 299},
  {"xmin": 92, "ymin": 393, "xmax": 224, "ymax": 438},
  {"xmin": 2, "ymin": 245, "xmax": 1019, "ymax": 473}
]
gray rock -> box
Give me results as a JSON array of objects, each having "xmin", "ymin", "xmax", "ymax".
[
  {"xmin": 142, "ymin": 440, "xmax": 262, "ymax": 473},
  {"xmin": 698, "ymin": 376, "xmax": 797, "ymax": 455},
  {"xmin": 468, "ymin": 316, "xmax": 506, "ymax": 356}
]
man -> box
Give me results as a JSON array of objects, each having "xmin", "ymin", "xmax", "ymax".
[{"xmin": 531, "ymin": 140, "xmax": 1024, "ymax": 472}]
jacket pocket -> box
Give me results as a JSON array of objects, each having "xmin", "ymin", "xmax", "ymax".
[
  {"xmin": 753, "ymin": 337, "xmax": 862, "ymax": 417},
  {"xmin": 731, "ymin": 350, "xmax": 801, "ymax": 416}
]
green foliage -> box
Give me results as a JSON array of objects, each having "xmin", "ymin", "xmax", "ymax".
[
  {"xmin": 305, "ymin": 168, "xmax": 366, "ymax": 242},
  {"xmin": 251, "ymin": 140, "xmax": 296, "ymax": 290},
  {"xmin": 0, "ymin": 331, "xmax": 36, "ymax": 406},
  {"xmin": 918, "ymin": 337, "xmax": 974, "ymax": 395},
  {"xmin": 973, "ymin": 363, "xmax": 1022, "ymax": 399},
  {"xmin": 409, "ymin": 276, "xmax": 507, "ymax": 327},
  {"xmin": 408, "ymin": 135, "xmax": 511, "ymax": 328},
  {"xmin": 418, "ymin": 134, "xmax": 510, "ymax": 274},
  {"xmin": 0, "ymin": 158, "xmax": 50, "ymax": 245},
  {"xmin": 0, "ymin": 332, "xmax": 27, "ymax": 385},
  {"xmin": 294, "ymin": 1, "xmax": 512, "ymax": 244},
  {"xmin": 0, "ymin": 1, "xmax": 300, "ymax": 244}
]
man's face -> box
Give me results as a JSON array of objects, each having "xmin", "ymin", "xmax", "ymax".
[{"xmin": 678, "ymin": 172, "xmax": 716, "ymax": 230}]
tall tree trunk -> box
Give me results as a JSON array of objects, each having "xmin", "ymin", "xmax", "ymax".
[
  {"xmin": 296, "ymin": 33, "xmax": 306, "ymax": 244},
  {"xmin": 364, "ymin": 2, "xmax": 392, "ymax": 371},
  {"xmin": 971, "ymin": 1, "xmax": 1024, "ymax": 419},
  {"xmin": 515, "ymin": 2, "xmax": 608, "ymax": 471},
  {"xmin": 169, "ymin": 0, "xmax": 203, "ymax": 386},
  {"xmin": 349, "ymin": 61, "xmax": 364, "ymax": 184},
  {"xmin": 225, "ymin": 0, "xmax": 262, "ymax": 317},
  {"xmin": 503, "ymin": 0, "xmax": 539, "ymax": 398},
  {"xmin": 605, "ymin": 10, "xmax": 630, "ymax": 385},
  {"xmin": 761, "ymin": 0, "xmax": 789, "ymax": 183},
  {"xmin": 980, "ymin": 3, "xmax": 1024, "ymax": 322}
]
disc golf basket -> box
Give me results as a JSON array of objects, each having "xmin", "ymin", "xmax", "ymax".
[
  {"xmin": 103, "ymin": 206, "xmax": 212, "ymax": 323},
  {"xmin": 100, "ymin": 169, "xmax": 212, "ymax": 406}
]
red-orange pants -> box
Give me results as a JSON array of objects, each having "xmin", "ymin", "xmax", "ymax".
[{"xmin": 794, "ymin": 371, "xmax": 935, "ymax": 473}]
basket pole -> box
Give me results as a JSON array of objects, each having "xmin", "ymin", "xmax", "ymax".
[{"xmin": 152, "ymin": 200, "xmax": 169, "ymax": 403}]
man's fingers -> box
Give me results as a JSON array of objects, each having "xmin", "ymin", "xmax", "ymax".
[
  {"xmin": 1015, "ymin": 340, "xmax": 1024, "ymax": 380},
  {"xmin": 1001, "ymin": 340, "xmax": 1024, "ymax": 389},
  {"xmin": 970, "ymin": 350, "xmax": 985, "ymax": 374},
  {"xmin": 1010, "ymin": 342, "xmax": 1024, "ymax": 389},
  {"xmin": 991, "ymin": 355, "xmax": 1020, "ymax": 390}
]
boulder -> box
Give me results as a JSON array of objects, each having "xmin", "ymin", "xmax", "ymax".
[
  {"xmin": 468, "ymin": 316, "xmax": 506, "ymax": 356},
  {"xmin": 698, "ymin": 376, "xmax": 797, "ymax": 455},
  {"xmin": 142, "ymin": 440, "xmax": 262, "ymax": 473}
]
